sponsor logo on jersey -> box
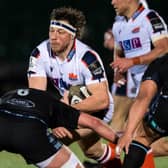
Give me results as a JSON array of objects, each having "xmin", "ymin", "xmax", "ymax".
[
  {"xmin": 119, "ymin": 37, "xmax": 142, "ymax": 51},
  {"xmin": 132, "ymin": 27, "xmax": 140, "ymax": 33},
  {"xmin": 6, "ymin": 98, "xmax": 35, "ymax": 108}
]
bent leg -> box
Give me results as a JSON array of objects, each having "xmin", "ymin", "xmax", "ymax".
[
  {"xmin": 77, "ymin": 129, "xmax": 104, "ymax": 159},
  {"xmin": 77, "ymin": 128, "xmax": 122, "ymax": 168},
  {"xmin": 123, "ymin": 122, "xmax": 159, "ymax": 168},
  {"xmin": 151, "ymin": 137, "xmax": 168, "ymax": 157},
  {"xmin": 37, "ymin": 145, "xmax": 84, "ymax": 168},
  {"xmin": 110, "ymin": 95, "xmax": 133, "ymax": 132},
  {"xmin": 122, "ymin": 140, "xmax": 150, "ymax": 168}
]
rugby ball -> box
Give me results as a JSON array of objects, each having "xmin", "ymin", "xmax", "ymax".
[{"xmin": 68, "ymin": 85, "xmax": 91, "ymax": 105}]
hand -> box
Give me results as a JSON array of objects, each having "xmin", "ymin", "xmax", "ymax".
[
  {"xmin": 52, "ymin": 127, "xmax": 73, "ymax": 139},
  {"xmin": 116, "ymin": 133, "xmax": 133, "ymax": 157},
  {"xmin": 113, "ymin": 69, "xmax": 126, "ymax": 87},
  {"xmin": 111, "ymin": 57, "xmax": 134, "ymax": 72}
]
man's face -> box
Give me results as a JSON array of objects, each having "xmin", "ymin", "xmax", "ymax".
[
  {"xmin": 111, "ymin": 0, "xmax": 129, "ymax": 16},
  {"xmin": 49, "ymin": 21, "xmax": 73, "ymax": 54}
]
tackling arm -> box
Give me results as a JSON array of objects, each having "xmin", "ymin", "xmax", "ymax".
[
  {"xmin": 117, "ymin": 80, "xmax": 158, "ymax": 154},
  {"xmin": 78, "ymin": 112, "xmax": 117, "ymax": 143}
]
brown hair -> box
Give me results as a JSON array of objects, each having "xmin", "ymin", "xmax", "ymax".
[{"xmin": 50, "ymin": 7, "xmax": 86, "ymax": 38}]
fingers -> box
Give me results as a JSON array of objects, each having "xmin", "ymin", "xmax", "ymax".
[
  {"xmin": 125, "ymin": 143, "xmax": 130, "ymax": 154},
  {"xmin": 116, "ymin": 134, "xmax": 133, "ymax": 156},
  {"xmin": 52, "ymin": 127, "xmax": 73, "ymax": 139},
  {"xmin": 115, "ymin": 145, "xmax": 122, "ymax": 157},
  {"xmin": 110, "ymin": 58, "xmax": 132, "ymax": 72}
]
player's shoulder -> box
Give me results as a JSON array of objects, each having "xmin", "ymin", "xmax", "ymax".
[
  {"xmin": 30, "ymin": 39, "xmax": 50, "ymax": 59},
  {"xmin": 112, "ymin": 16, "xmax": 125, "ymax": 31},
  {"xmin": 141, "ymin": 8, "xmax": 160, "ymax": 20},
  {"xmin": 75, "ymin": 39, "xmax": 99, "ymax": 60},
  {"xmin": 37, "ymin": 39, "xmax": 50, "ymax": 52},
  {"xmin": 76, "ymin": 39, "xmax": 90, "ymax": 56},
  {"xmin": 143, "ymin": 9, "xmax": 166, "ymax": 30}
]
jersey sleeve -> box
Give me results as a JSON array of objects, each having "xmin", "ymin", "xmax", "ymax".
[
  {"xmin": 80, "ymin": 50, "xmax": 107, "ymax": 85},
  {"xmin": 27, "ymin": 47, "xmax": 47, "ymax": 77},
  {"xmin": 50, "ymin": 99, "xmax": 80, "ymax": 129},
  {"xmin": 145, "ymin": 10, "xmax": 168, "ymax": 43},
  {"xmin": 142, "ymin": 55, "xmax": 168, "ymax": 90}
]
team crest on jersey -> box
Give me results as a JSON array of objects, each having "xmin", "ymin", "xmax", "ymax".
[
  {"xmin": 69, "ymin": 73, "xmax": 78, "ymax": 81},
  {"xmin": 132, "ymin": 27, "xmax": 140, "ymax": 33}
]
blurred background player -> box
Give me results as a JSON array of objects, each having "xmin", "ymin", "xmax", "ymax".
[
  {"xmin": 103, "ymin": 0, "xmax": 149, "ymax": 134},
  {"xmin": 103, "ymin": 28, "xmax": 134, "ymax": 133},
  {"xmin": 111, "ymin": 0, "xmax": 168, "ymax": 167}
]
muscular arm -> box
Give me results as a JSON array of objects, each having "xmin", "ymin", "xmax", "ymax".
[
  {"xmin": 125, "ymin": 80, "xmax": 157, "ymax": 136},
  {"xmin": 139, "ymin": 37, "xmax": 168, "ymax": 64},
  {"xmin": 78, "ymin": 112, "xmax": 117, "ymax": 142},
  {"xmin": 28, "ymin": 76, "xmax": 47, "ymax": 90},
  {"xmin": 117, "ymin": 80, "xmax": 158, "ymax": 154},
  {"xmin": 112, "ymin": 37, "xmax": 168, "ymax": 72},
  {"xmin": 71, "ymin": 81, "xmax": 109, "ymax": 113}
]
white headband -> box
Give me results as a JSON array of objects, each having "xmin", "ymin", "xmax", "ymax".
[{"xmin": 50, "ymin": 20, "xmax": 77, "ymax": 36}]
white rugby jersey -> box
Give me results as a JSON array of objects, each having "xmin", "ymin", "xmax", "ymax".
[
  {"xmin": 112, "ymin": 3, "xmax": 168, "ymax": 74},
  {"xmin": 28, "ymin": 39, "xmax": 114, "ymax": 122}
]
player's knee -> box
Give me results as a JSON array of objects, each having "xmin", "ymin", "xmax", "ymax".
[
  {"xmin": 41, "ymin": 146, "xmax": 83, "ymax": 168},
  {"xmin": 61, "ymin": 152, "xmax": 84, "ymax": 168},
  {"xmin": 162, "ymin": 139, "xmax": 168, "ymax": 153},
  {"xmin": 152, "ymin": 138, "xmax": 168, "ymax": 156},
  {"xmin": 83, "ymin": 144, "xmax": 104, "ymax": 159}
]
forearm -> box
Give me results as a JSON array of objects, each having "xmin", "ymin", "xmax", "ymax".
[
  {"xmin": 72, "ymin": 82, "xmax": 110, "ymax": 113},
  {"xmin": 133, "ymin": 37, "xmax": 168, "ymax": 65},
  {"xmin": 125, "ymin": 80, "xmax": 158, "ymax": 135},
  {"xmin": 95, "ymin": 120, "xmax": 117, "ymax": 142},
  {"xmin": 72, "ymin": 94, "xmax": 109, "ymax": 113},
  {"xmin": 125, "ymin": 99, "xmax": 148, "ymax": 135},
  {"xmin": 79, "ymin": 112, "xmax": 117, "ymax": 142}
]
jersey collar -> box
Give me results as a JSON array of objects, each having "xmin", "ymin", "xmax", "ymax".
[
  {"xmin": 131, "ymin": 3, "xmax": 145, "ymax": 21},
  {"xmin": 67, "ymin": 39, "xmax": 76, "ymax": 62}
]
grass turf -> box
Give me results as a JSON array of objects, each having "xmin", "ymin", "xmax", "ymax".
[{"xmin": 0, "ymin": 142, "xmax": 167, "ymax": 168}]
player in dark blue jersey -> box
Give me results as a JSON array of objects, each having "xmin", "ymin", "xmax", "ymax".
[
  {"xmin": 117, "ymin": 54, "xmax": 168, "ymax": 167},
  {"xmin": 0, "ymin": 88, "xmax": 117, "ymax": 168}
]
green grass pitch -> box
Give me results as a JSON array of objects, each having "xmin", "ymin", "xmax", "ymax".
[{"xmin": 0, "ymin": 142, "xmax": 167, "ymax": 168}]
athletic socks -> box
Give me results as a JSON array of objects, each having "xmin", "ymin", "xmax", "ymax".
[
  {"xmin": 122, "ymin": 140, "xmax": 152, "ymax": 168},
  {"xmin": 141, "ymin": 149, "xmax": 155, "ymax": 168},
  {"xmin": 97, "ymin": 143, "xmax": 122, "ymax": 168}
]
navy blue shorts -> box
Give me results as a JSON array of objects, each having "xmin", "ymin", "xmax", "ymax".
[{"xmin": 0, "ymin": 111, "xmax": 63, "ymax": 164}]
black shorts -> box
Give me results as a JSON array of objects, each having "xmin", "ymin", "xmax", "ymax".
[
  {"xmin": 0, "ymin": 111, "xmax": 63, "ymax": 165},
  {"xmin": 142, "ymin": 55, "xmax": 168, "ymax": 91},
  {"xmin": 144, "ymin": 95, "xmax": 168, "ymax": 136}
]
